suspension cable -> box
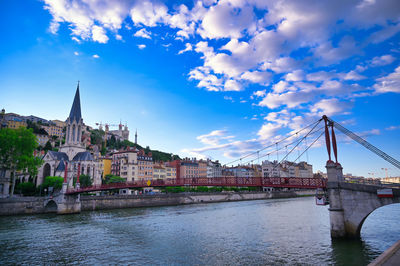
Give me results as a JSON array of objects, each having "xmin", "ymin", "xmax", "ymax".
[
  {"xmin": 240, "ymin": 125, "xmax": 324, "ymax": 166},
  {"xmin": 293, "ymin": 131, "xmax": 325, "ymax": 162},
  {"xmin": 271, "ymin": 121, "xmax": 323, "ymax": 170},
  {"xmin": 224, "ymin": 118, "xmax": 322, "ymax": 166}
]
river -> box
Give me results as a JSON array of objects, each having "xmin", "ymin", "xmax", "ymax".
[{"xmin": 0, "ymin": 196, "xmax": 399, "ymax": 265}]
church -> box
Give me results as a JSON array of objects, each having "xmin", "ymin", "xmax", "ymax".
[{"xmin": 37, "ymin": 83, "xmax": 102, "ymax": 187}]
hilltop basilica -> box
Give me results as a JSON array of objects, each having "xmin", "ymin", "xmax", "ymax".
[{"xmin": 37, "ymin": 84, "xmax": 102, "ymax": 187}]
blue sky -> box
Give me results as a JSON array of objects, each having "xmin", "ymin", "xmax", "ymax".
[{"xmin": 1, "ymin": 0, "xmax": 399, "ymax": 177}]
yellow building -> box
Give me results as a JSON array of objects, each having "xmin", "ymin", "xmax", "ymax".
[
  {"xmin": 51, "ymin": 119, "xmax": 67, "ymax": 128},
  {"xmin": 153, "ymin": 166, "xmax": 166, "ymax": 179},
  {"xmin": 7, "ymin": 118, "xmax": 26, "ymax": 129},
  {"xmin": 165, "ymin": 165, "xmax": 176, "ymax": 179},
  {"xmin": 42, "ymin": 124, "xmax": 64, "ymax": 138},
  {"xmin": 101, "ymin": 157, "xmax": 112, "ymax": 178}
]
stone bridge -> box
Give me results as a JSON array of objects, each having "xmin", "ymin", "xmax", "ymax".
[
  {"xmin": 44, "ymin": 183, "xmax": 81, "ymax": 214},
  {"xmin": 327, "ymin": 162, "xmax": 400, "ymax": 238}
]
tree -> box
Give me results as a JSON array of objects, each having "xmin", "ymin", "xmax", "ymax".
[
  {"xmin": 90, "ymin": 129, "xmax": 105, "ymax": 146},
  {"xmin": 44, "ymin": 140, "xmax": 52, "ymax": 151},
  {"xmin": 78, "ymin": 174, "xmax": 92, "ymax": 188},
  {"xmin": 104, "ymin": 174, "xmax": 126, "ymax": 184},
  {"xmin": 0, "ymin": 127, "xmax": 43, "ymax": 196},
  {"xmin": 41, "ymin": 176, "xmax": 63, "ymax": 190}
]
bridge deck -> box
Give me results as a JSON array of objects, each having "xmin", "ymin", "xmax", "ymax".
[{"xmin": 66, "ymin": 177, "xmax": 327, "ymax": 194}]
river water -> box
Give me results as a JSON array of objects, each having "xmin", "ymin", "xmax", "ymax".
[{"xmin": 0, "ymin": 197, "xmax": 399, "ymax": 265}]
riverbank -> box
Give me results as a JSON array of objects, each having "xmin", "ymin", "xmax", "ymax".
[
  {"xmin": 0, "ymin": 190, "xmax": 315, "ymax": 216},
  {"xmin": 369, "ymin": 239, "xmax": 400, "ymax": 266}
]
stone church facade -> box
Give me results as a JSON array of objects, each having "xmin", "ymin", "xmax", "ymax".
[{"xmin": 37, "ymin": 84, "xmax": 102, "ymax": 187}]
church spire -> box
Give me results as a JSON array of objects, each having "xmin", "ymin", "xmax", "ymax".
[{"xmin": 68, "ymin": 81, "xmax": 82, "ymax": 123}]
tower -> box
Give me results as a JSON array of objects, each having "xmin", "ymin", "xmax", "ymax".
[
  {"xmin": 60, "ymin": 82, "xmax": 86, "ymax": 160},
  {"xmin": 135, "ymin": 129, "xmax": 137, "ymax": 144}
]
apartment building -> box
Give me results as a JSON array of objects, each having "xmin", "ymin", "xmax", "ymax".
[
  {"xmin": 111, "ymin": 147, "xmax": 138, "ymax": 182},
  {"xmin": 137, "ymin": 150, "xmax": 153, "ymax": 180},
  {"xmin": 262, "ymin": 160, "xmax": 313, "ymax": 178}
]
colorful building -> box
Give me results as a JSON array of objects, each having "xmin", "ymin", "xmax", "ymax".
[
  {"xmin": 137, "ymin": 150, "xmax": 153, "ymax": 180},
  {"xmin": 101, "ymin": 157, "xmax": 112, "ymax": 178},
  {"xmin": 111, "ymin": 147, "xmax": 138, "ymax": 182},
  {"xmin": 42, "ymin": 124, "xmax": 64, "ymax": 138}
]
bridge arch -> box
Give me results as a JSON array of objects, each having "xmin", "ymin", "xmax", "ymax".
[
  {"xmin": 328, "ymin": 180, "xmax": 400, "ymax": 238},
  {"xmin": 44, "ymin": 200, "xmax": 58, "ymax": 213},
  {"xmin": 358, "ymin": 202, "xmax": 400, "ymax": 237}
]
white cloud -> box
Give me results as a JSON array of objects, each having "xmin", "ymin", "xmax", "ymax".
[
  {"xmin": 272, "ymin": 81, "xmax": 289, "ymax": 93},
  {"xmin": 310, "ymin": 98, "xmax": 353, "ymax": 116},
  {"xmin": 258, "ymin": 90, "xmax": 314, "ymax": 109},
  {"xmin": 285, "ymin": 70, "xmax": 304, "ymax": 82},
  {"xmin": 43, "ymin": 0, "xmax": 129, "ymax": 42},
  {"xmin": 199, "ymin": 1, "xmax": 255, "ymax": 39},
  {"xmin": 93, "ymin": 54, "xmax": 99, "ymax": 58},
  {"xmin": 241, "ymin": 71, "xmax": 271, "ymax": 84},
  {"xmin": 178, "ymin": 43, "xmax": 193, "ymax": 54},
  {"xmin": 134, "ymin": 28, "xmax": 151, "ymax": 39},
  {"xmin": 74, "ymin": 51, "xmax": 79, "ymax": 56},
  {"xmin": 223, "ymin": 96, "xmax": 234, "ymax": 102},
  {"xmin": 92, "ymin": 25, "xmax": 109, "ymax": 43},
  {"xmin": 343, "ymin": 70, "xmax": 366, "ymax": 81},
  {"xmin": 306, "ymin": 71, "xmax": 336, "ymax": 82},
  {"xmin": 138, "ymin": 44, "xmax": 146, "ymax": 50},
  {"xmin": 262, "ymin": 57, "xmax": 301, "ymax": 74},
  {"xmin": 253, "ymin": 90, "xmax": 266, "ymax": 97},
  {"xmin": 197, "ymin": 129, "xmax": 229, "ymax": 145},
  {"xmin": 130, "ymin": 0, "xmax": 169, "ymax": 27},
  {"xmin": 374, "ymin": 66, "xmax": 400, "ymax": 93},
  {"xmin": 368, "ymin": 24, "xmax": 400, "ymax": 44},
  {"xmin": 71, "ymin": 36, "xmax": 81, "ymax": 43},
  {"xmin": 370, "ymin": 55, "xmax": 396, "ymax": 67},
  {"xmin": 313, "ymin": 36, "xmax": 358, "ymax": 65},
  {"xmin": 257, "ymin": 123, "xmax": 281, "ymax": 140},
  {"xmin": 386, "ymin": 125, "xmax": 400, "ymax": 131},
  {"xmin": 224, "ymin": 79, "xmax": 243, "ymax": 91}
]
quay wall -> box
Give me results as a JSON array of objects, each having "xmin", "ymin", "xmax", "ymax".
[
  {"xmin": 0, "ymin": 190, "xmax": 314, "ymax": 216},
  {"xmin": 0, "ymin": 197, "xmax": 53, "ymax": 215}
]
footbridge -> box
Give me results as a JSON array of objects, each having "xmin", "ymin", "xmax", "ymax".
[
  {"xmin": 65, "ymin": 176, "xmax": 326, "ymax": 194},
  {"xmin": 322, "ymin": 116, "xmax": 400, "ymax": 238},
  {"xmin": 55, "ymin": 115, "xmax": 400, "ymax": 240}
]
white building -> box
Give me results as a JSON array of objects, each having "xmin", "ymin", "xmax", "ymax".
[
  {"xmin": 206, "ymin": 159, "xmax": 222, "ymax": 178},
  {"xmin": 262, "ymin": 160, "xmax": 313, "ymax": 178}
]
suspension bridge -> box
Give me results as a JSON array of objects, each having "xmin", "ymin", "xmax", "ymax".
[{"xmin": 52, "ymin": 115, "xmax": 400, "ymax": 239}]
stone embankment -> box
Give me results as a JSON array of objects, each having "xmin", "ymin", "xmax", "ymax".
[
  {"xmin": 0, "ymin": 190, "xmax": 315, "ymax": 216},
  {"xmin": 369, "ymin": 239, "xmax": 400, "ymax": 266}
]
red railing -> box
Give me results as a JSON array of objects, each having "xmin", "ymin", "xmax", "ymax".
[{"xmin": 66, "ymin": 177, "xmax": 327, "ymax": 194}]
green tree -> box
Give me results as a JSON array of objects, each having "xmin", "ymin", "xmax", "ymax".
[
  {"xmin": 41, "ymin": 176, "xmax": 63, "ymax": 190},
  {"xmin": 44, "ymin": 140, "xmax": 52, "ymax": 151},
  {"xmin": 78, "ymin": 174, "xmax": 92, "ymax": 188},
  {"xmin": 0, "ymin": 127, "xmax": 43, "ymax": 196},
  {"xmin": 16, "ymin": 182, "xmax": 36, "ymax": 196},
  {"xmin": 104, "ymin": 174, "xmax": 126, "ymax": 184},
  {"xmin": 90, "ymin": 129, "xmax": 105, "ymax": 146}
]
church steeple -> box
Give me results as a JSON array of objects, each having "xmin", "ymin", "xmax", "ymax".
[
  {"xmin": 68, "ymin": 81, "xmax": 82, "ymax": 123},
  {"xmin": 63, "ymin": 82, "xmax": 84, "ymax": 148}
]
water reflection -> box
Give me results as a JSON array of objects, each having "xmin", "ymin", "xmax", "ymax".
[
  {"xmin": 0, "ymin": 197, "xmax": 399, "ymax": 265},
  {"xmin": 331, "ymin": 239, "xmax": 377, "ymax": 266}
]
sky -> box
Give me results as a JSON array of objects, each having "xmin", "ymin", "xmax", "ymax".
[{"xmin": 0, "ymin": 0, "xmax": 399, "ymax": 178}]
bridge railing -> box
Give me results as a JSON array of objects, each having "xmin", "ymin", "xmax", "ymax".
[
  {"xmin": 66, "ymin": 177, "xmax": 327, "ymax": 194},
  {"xmin": 344, "ymin": 179, "xmax": 400, "ymax": 188}
]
